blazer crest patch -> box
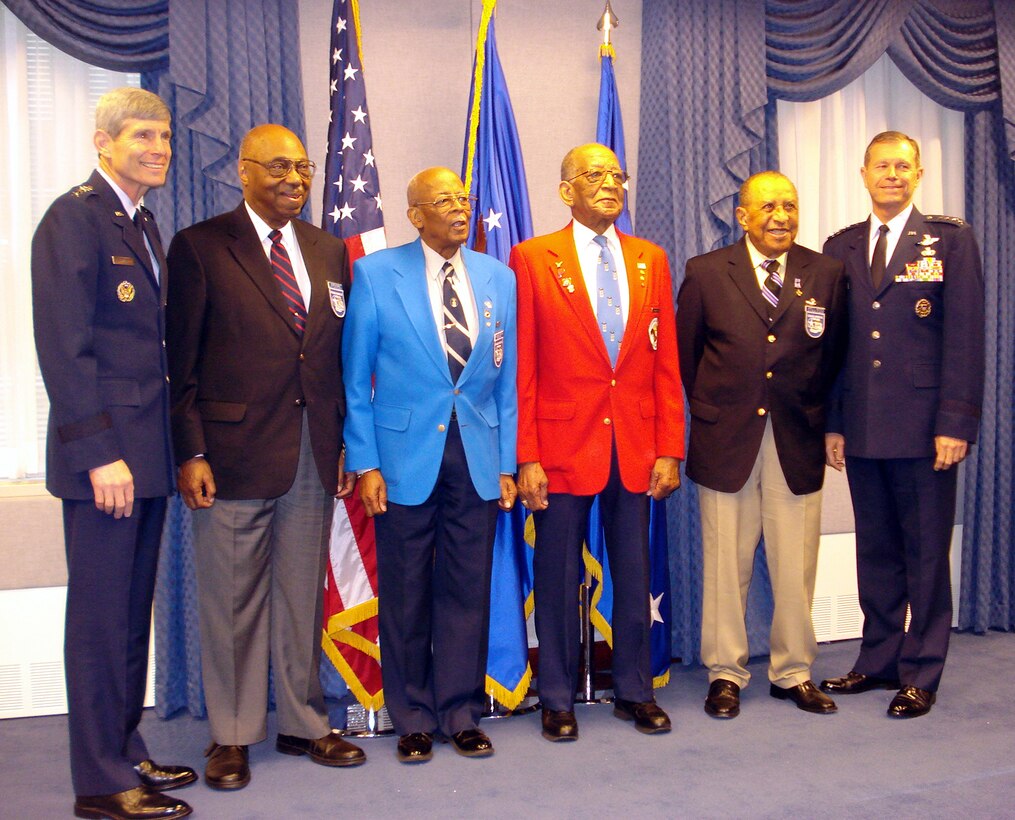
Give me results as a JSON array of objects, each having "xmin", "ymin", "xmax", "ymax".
[{"xmin": 327, "ymin": 281, "xmax": 346, "ymax": 317}]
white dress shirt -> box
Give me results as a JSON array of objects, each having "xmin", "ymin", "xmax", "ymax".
[
  {"xmin": 420, "ymin": 241, "xmax": 479, "ymax": 352},
  {"xmin": 868, "ymin": 203, "xmax": 914, "ymax": 269}
]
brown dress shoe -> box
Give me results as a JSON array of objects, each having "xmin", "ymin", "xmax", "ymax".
[
  {"xmin": 613, "ymin": 698, "xmax": 672, "ymax": 733},
  {"xmin": 204, "ymin": 743, "xmax": 250, "ymax": 790},
  {"xmin": 541, "ymin": 708, "xmax": 579, "ymax": 742},
  {"xmin": 887, "ymin": 685, "xmax": 936, "ymax": 718},
  {"xmin": 448, "ymin": 728, "xmax": 494, "ymax": 757},
  {"xmin": 704, "ymin": 679, "xmax": 741, "ymax": 719},
  {"xmin": 820, "ymin": 671, "xmax": 900, "ymax": 694},
  {"xmin": 133, "ymin": 760, "xmax": 197, "ymax": 792},
  {"xmin": 770, "ymin": 680, "xmax": 837, "ymax": 714},
  {"xmin": 277, "ymin": 731, "xmax": 366, "ymax": 767},
  {"xmin": 396, "ymin": 732, "xmax": 434, "ymax": 763},
  {"xmin": 74, "ymin": 786, "xmax": 191, "ymax": 819}
]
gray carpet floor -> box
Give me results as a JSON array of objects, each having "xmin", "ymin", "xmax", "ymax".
[{"xmin": 2, "ymin": 632, "xmax": 1014, "ymax": 818}]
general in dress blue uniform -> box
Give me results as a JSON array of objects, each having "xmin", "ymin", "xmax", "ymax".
[{"xmin": 820, "ymin": 131, "xmax": 984, "ymax": 719}]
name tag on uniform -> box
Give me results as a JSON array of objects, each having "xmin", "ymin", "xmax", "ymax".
[
  {"xmin": 111, "ymin": 256, "xmax": 134, "ymax": 266},
  {"xmin": 493, "ymin": 330, "xmax": 504, "ymax": 367}
]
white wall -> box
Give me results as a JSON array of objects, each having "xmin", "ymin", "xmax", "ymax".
[{"xmin": 298, "ymin": 0, "xmax": 642, "ymax": 245}]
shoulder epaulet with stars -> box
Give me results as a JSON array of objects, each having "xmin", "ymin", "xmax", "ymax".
[
  {"xmin": 826, "ymin": 220, "xmax": 865, "ymax": 241},
  {"xmin": 69, "ymin": 183, "xmax": 95, "ymax": 199},
  {"xmin": 924, "ymin": 214, "xmax": 967, "ymax": 227}
]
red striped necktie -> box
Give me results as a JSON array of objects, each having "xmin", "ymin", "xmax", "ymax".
[{"xmin": 269, "ymin": 229, "xmax": 307, "ymax": 334}]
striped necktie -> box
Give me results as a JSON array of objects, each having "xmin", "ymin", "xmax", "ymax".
[
  {"xmin": 761, "ymin": 258, "xmax": 782, "ymax": 308},
  {"xmin": 269, "ymin": 229, "xmax": 307, "ymax": 334},
  {"xmin": 441, "ymin": 261, "xmax": 472, "ymax": 382}
]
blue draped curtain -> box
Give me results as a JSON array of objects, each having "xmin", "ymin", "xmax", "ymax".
[
  {"xmin": 8, "ymin": 0, "xmax": 310, "ymax": 716},
  {"xmin": 639, "ymin": 0, "xmax": 1015, "ymax": 663}
]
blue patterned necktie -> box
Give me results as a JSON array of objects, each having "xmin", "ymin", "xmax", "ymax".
[
  {"xmin": 269, "ymin": 229, "xmax": 307, "ymax": 334},
  {"xmin": 441, "ymin": 261, "xmax": 472, "ymax": 382},
  {"xmin": 594, "ymin": 235, "xmax": 623, "ymax": 366},
  {"xmin": 761, "ymin": 258, "xmax": 782, "ymax": 308}
]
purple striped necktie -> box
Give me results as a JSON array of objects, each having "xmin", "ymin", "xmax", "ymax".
[
  {"xmin": 761, "ymin": 258, "xmax": 782, "ymax": 308},
  {"xmin": 269, "ymin": 229, "xmax": 307, "ymax": 334}
]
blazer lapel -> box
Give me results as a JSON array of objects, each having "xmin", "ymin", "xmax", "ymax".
[
  {"xmin": 770, "ymin": 244, "xmax": 811, "ymax": 326},
  {"xmin": 728, "ymin": 240, "xmax": 771, "ymax": 324},
  {"xmin": 457, "ymin": 252, "xmax": 494, "ymax": 385},
  {"xmin": 227, "ymin": 204, "xmax": 303, "ymax": 336},
  {"xmin": 293, "ymin": 220, "xmax": 337, "ymax": 338},
  {"xmin": 547, "ymin": 232, "xmax": 611, "ymax": 363},
  {"xmin": 393, "ymin": 240, "xmax": 452, "ymax": 378}
]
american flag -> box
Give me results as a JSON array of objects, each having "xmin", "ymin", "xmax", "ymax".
[{"xmin": 320, "ymin": 0, "xmax": 385, "ymax": 712}]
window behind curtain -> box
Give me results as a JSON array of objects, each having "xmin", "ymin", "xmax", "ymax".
[{"xmin": 0, "ymin": 7, "xmax": 139, "ymax": 480}]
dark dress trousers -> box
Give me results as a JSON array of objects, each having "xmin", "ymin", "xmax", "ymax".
[
  {"xmin": 31, "ymin": 170, "xmax": 175, "ymax": 796},
  {"xmin": 166, "ymin": 203, "xmax": 350, "ymax": 743},
  {"xmin": 823, "ymin": 208, "xmax": 984, "ymax": 691}
]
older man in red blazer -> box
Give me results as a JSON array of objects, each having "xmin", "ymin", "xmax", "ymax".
[{"xmin": 510, "ymin": 143, "xmax": 684, "ymax": 742}]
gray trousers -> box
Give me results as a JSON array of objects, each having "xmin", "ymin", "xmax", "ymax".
[{"xmin": 192, "ymin": 413, "xmax": 332, "ymax": 744}]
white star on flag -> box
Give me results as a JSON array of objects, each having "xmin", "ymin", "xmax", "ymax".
[
  {"xmin": 329, "ymin": 205, "xmax": 342, "ymax": 223},
  {"xmin": 339, "ymin": 202, "xmax": 355, "ymax": 220},
  {"xmin": 650, "ymin": 592, "xmax": 665, "ymax": 625},
  {"xmin": 344, "ymin": 64, "xmax": 359, "ymax": 81},
  {"xmin": 483, "ymin": 209, "xmax": 503, "ymax": 231},
  {"xmin": 352, "ymin": 106, "xmax": 367, "ymax": 123},
  {"xmin": 350, "ymin": 175, "xmax": 368, "ymax": 193},
  {"xmin": 341, "ymin": 132, "xmax": 356, "ymax": 150},
  {"xmin": 335, "ymin": 16, "xmax": 346, "ymax": 33},
  {"xmin": 332, "ymin": 48, "xmax": 342, "ymax": 64},
  {"xmin": 363, "ymin": 148, "xmax": 375, "ymax": 167}
]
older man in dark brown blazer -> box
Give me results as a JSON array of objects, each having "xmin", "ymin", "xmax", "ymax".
[
  {"xmin": 166, "ymin": 124, "xmax": 363, "ymax": 790},
  {"xmin": 677, "ymin": 171, "xmax": 847, "ymax": 720}
]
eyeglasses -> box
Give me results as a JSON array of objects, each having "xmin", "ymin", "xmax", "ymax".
[
  {"xmin": 241, "ymin": 157, "xmax": 317, "ymax": 179},
  {"xmin": 566, "ymin": 169, "xmax": 630, "ymax": 186},
  {"xmin": 411, "ymin": 194, "xmax": 477, "ymax": 212}
]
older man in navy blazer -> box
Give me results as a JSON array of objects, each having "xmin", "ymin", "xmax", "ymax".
[
  {"xmin": 821, "ymin": 131, "xmax": 985, "ymax": 718},
  {"xmin": 343, "ymin": 167, "xmax": 517, "ymax": 763},
  {"xmin": 32, "ymin": 87, "xmax": 195, "ymax": 819}
]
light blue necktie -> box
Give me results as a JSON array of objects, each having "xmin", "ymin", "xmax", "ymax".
[{"xmin": 594, "ymin": 235, "xmax": 623, "ymax": 366}]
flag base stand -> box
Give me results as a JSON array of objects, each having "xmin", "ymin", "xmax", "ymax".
[
  {"xmin": 575, "ymin": 580, "xmax": 614, "ymax": 704},
  {"xmin": 483, "ymin": 693, "xmax": 541, "ymax": 719},
  {"xmin": 340, "ymin": 704, "xmax": 395, "ymax": 737}
]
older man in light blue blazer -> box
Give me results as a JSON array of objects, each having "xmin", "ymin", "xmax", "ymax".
[{"xmin": 342, "ymin": 167, "xmax": 517, "ymax": 764}]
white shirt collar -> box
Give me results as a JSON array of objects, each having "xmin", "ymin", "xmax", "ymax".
[
  {"xmin": 869, "ymin": 203, "xmax": 914, "ymax": 241},
  {"xmin": 420, "ymin": 240, "xmax": 466, "ymax": 283},
  {"xmin": 97, "ymin": 167, "xmax": 141, "ymax": 219},
  {"xmin": 244, "ymin": 202, "xmax": 296, "ymax": 245},
  {"xmin": 572, "ymin": 219, "xmax": 621, "ymax": 251},
  {"xmin": 744, "ymin": 236, "xmax": 788, "ymax": 272}
]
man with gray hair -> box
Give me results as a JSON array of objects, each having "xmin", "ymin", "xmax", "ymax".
[{"xmin": 32, "ymin": 87, "xmax": 195, "ymax": 819}]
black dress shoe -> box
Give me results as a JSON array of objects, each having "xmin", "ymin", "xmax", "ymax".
[
  {"xmin": 820, "ymin": 670, "xmax": 901, "ymax": 695},
  {"xmin": 704, "ymin": 679, "xmax": 741, "ymax": 719},
  {"xmin": 770, "ymin": 680, "xmax": 838, "ymax": 714},
  {"xmin": 448, "ymin": 728, "xmax": 494, "ymax": 757},
  {"xmin": 613, "ymin": 698, "xmax": 672, "ymax": 733},
  {"xmin": 74, "ymin": 786, "xmax": 192, "ymax": 819},
  {"xmin": 541, "ymin": 708, "xmax": 579, "ymax": 742},
  {"xmin": 204, "ymin": 743, "xmax": 250, "ymax": 791},
  {"xmin": 134, "ymin": 760, "xmax": 197, "ymax": 792},
  {"xmin": 277, "ymin": 731, "xmax": 366, "ymax": 767},
  {"xmin": 396, "ymin": 732, "xmax": 434, "ymax": 763},
  {"xmin": 887, "ymin": 685, "xmax": 936, "ymax": 718}
]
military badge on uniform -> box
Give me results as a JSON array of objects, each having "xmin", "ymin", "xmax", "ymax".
[
  {"xmin": 111, "ymin": 256, "xmax": 134, "ymax": 266},
  {"xmin": 116, "ymin": 281, "xmax": 136, "ymax": 302},
  {"xmin": 648, "ymin": 317, "xmax": 659, "ymax": 350},
  {"xmin": 804, "ymin": 299, "xmax": 825, "ymax": 338},
  {"xmin": 493, "ymin": 329, "xmax": 504, "ymax": 367},
  {"xmin": 915, "ymin": 298, "xmax": 932, "ymax": 318},
  {"xmin": 899, "ymin": 258, "xmax": 944, "ymax": 282},
  {"xmin": 554, "ymin": 261, "xmax": 575, "ymax": 293},
  {"xmin": 327, "ymin": 281, "xmax": 346, "ymax": 317}
]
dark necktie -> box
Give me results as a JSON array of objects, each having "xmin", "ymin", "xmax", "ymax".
[
  {"xmin": 761, "ymin": 258, "xmax": 782, "ymax": 308},
  {"xmin": 441, "ymin": 261, "xmax": 472, "ymax": 382},
  {"xmin": 871, "ymin": 223, "xmax": 889, "ymax": 289},
  {"xmin": 269, "ymin": 229, "xmax": 307, "ymax": 334},
  {"xmin": 133, "ymin": 209, "xmax": 160, "ymax": 283},
  {"xmin": 593, "ymin": 235, "xmax": 623, "ymax": 366}
]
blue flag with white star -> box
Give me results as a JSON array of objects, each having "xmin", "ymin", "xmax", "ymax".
[
  {"xmin": 461, "ymin": 1, "xmax": 535, "ymax": 709},
  {"xmin": 461, "ymin": 9, "xmax": 533, "ymax": 264}
]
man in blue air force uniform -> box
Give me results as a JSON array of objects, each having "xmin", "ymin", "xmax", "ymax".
[
  {"xmin": 31, "ymin": 87, "xmax": 196, "ymax": 820},
  {"xmin": 342, "ymin": 167, "xmax": 518, "ymax": 763},
  {"xmin": 821, "ymin": 131, "xmax": 984, "ymax": 718}
]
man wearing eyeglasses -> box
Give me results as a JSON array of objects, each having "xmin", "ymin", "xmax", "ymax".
[
  {"xmin": 342, "ymin": 166, "xmax": 517, "ymax": 763},
  {"xmin": 510, "ymin": 143, "xmax": 684, "ymax": 741},
  {"xmin": 166, "ymin": 123, "xmax": 365, "ymax": 790}
]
